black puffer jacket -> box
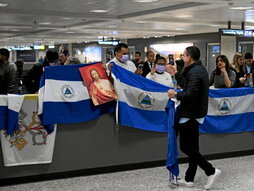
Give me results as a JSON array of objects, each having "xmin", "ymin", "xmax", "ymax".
[
  {"xmin": 175, "ymin": 60, "xmax": 209, "ymax": 118},
  {"xmin": 0, "ymin": 62, "xmax": 16, "ymax": 94},
  {"xmin": 23, "ymin": 60, "xmax": 49, "ymax": 94}
]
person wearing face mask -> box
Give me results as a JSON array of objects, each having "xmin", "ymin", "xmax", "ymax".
[
  {"xmin": 106, "ymin": 43, "xmax": 142, "ymax": 75},
  {"xmin": 146, "ymin": 56, "xmax": 173, "ymax": 87},
  {"xmin": 209, "ymin": 55, "xmax": 236, "ymax": 88},
  {"xmin": 23, "ymin": 49, "xmax": 59, "ymax": 94},
  {"xmin": 0, "ymin": 48, "xmax": 17, "ymax": 94}
]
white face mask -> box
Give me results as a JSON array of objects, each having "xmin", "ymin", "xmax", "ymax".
[{"xmin": 120, "ymin": 54, "xmax": 129, "ymax": 63}]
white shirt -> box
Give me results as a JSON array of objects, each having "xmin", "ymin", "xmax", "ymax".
[
  {"xmin": 106, "ymin": 57, "xmax": 136, "ymax": 74},
  {"xmin": 146, "ymin": 72, "xmax": 174, "ymax": 87}
]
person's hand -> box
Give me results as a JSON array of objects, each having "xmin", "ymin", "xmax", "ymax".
[
  {"xmin": 101, "ymin": 63, "xmax": 107, "ymax": 69},
  {"xmin": 135, "ymin": 68, "xmax": 143, "ymax": 75},
  {"xmin": 107, "ymin": 63, "xmax": 113, "ymax": 71},
  {"xmin": 167, "ymin": 89, "xmax": 177, "ymax": 98},
  {"xmin": 239, "ymin": 77, "xmax": 246, "ymax": 84},
  {"xmin": 150, "ymin": 66, "xmax": 156, "ymax": 75},
  {"xmin": 59, "ymin": 53, "xmax": 67, "ymax": 64},
  {"xmin": 219, "ymin": 66, "xmax": 227, "ymax": 75}
]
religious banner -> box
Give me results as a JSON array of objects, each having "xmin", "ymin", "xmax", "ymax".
[{"xmin": 79, "ymin": 62, "xmax": 117, "ymax": 106}]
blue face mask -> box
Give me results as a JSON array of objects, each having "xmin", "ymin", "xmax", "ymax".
[
  {"xmin": 120, "ymin": 54, "xmax": 129, "ymax": 63},
  {"xmin": 156, "ymin": 65, "xmax": 166, "ymax": 73}
]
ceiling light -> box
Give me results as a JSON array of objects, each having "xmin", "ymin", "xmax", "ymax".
[
  {"xmin": 0, "ymin": 3, "xmax": 8, "ymax": 7},
  {"xmin": 133, "ymin": 0, "xmax": 159, "ymax": 3},
  {"xmin": 39, "ymin": 22, "xmax": 52, "ymax": 25},
  {"xmin": 89, "ymin": 9, "xmax": 110, "ymax": 13},
  {"xmin": 65, "ymin": 31, "xmax": 75, "ymax": 34},
  {"xmin": 175, "ymin": 15, "xmax": 193, "ymax": 18},
  {"xmin": 62, "ymin": 17, "xmax": 73, "ymax": 20},
  {"xmin": 134, "ymin": 21, "xmax": 148, "ymax": 24},
  {"xmin": 230, "ymin": 7, "xmax": 253, "ymax": 10}
]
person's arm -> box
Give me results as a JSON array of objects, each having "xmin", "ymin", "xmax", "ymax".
[
  {"xmin": 23, "ymin": 65, "xmax": 39, "ymax": 93},
  {"xmin": 220, "ymin": 68, "xmax": 232, "ymax": 88},
  {"xmin": 7, "ymin": 66, "xmax": 17, "ymax": 94},
  {"xmin": 228, "ymin": 70, "xmax": 236, "ymax": 87}
]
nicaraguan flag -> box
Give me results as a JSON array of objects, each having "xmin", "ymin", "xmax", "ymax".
[
  {"xmin": 200, "ymin": 88, "xmax": 254, "ymax": 133},
  {"xmin": 111, "ymin": 63, "xmax": 179, "ymax": 177},
  {"xmin": 38, "ymin": 63, "xmax": 115, "ymax": 130},
  {"xmin": 111, "ymin": 63, "xmax": 171, "ymax": 132}
]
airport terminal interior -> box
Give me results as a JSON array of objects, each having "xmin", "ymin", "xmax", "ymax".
[{"xmin": 1, "ymin": 0, "xmax": 254, "ymax": 190}]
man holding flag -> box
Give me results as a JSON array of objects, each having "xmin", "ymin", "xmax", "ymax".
[
  {"xmin": 106, "ymin": 43, "xmax": 142, "ymax": 75},
  {"xmin": 168, "ymin": 46, "xmax": 221, "ymax": 190}
]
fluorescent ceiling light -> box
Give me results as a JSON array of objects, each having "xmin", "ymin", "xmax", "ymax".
[
  {"xmin": 133, "ymin": 0, "xmax": 159, "ymax": 3},
  {"xmin": 230, "ymin": 7, "xmax": 253, "ymax": 10},
  {"xmin": 39, "ymin": 22, "xmax": 51, "ymax": 25},
  {"xmin": 134, "ymin": 21, "xmax": 148, "ymax": 24},
  {"xmin": 0, "ymin": 3, "xmax": 8, "ymax": 7},
  {"xmin": 65, "ymin": 31, "xmax": 75, "ymax": 34},
  {"xmin": 62, "ymin": 17, "xmax": 73, "ymax": 20},
  {"xmin": 175, "ymin": 15, "xmax": 193, "ymax": 18},
  {"xmin": 89, "ymin": 9, "xmax": 110, "ymax": 13}
]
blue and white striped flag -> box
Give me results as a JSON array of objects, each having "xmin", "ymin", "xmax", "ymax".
[
  {"xmin": 200, "ymin": 88, "xmax": 254, "ymax": 133},
  {"xmin": 111, "ymin": 63, "xmax": 171, "ymax": 132},
  {"xmin": 111, "ymin": 63, "xmax": 179, "ymax": 177},
  {"xmin": 38, "ymin": 63, "xmax": 115, "ymax": 131}
]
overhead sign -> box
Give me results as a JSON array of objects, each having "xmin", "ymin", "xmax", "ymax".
[
  {"xmin": 219, "ymin": 29, "xmax": 254, "ymax": 37},
  {"xmin": 98, "ymin": 40, "xmax": 119, "ymax": 45}
]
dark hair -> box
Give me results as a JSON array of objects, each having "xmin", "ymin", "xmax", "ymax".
[
  {"xmin": 155, "ymin": 56, "xmax": 166, "ymax": 64},
  {"xmin": 114, "ymin": 43, "xmax": 128, "ymax": 55},
  {"xmin": 215, "ymin": 55, "xmax": 231, "ymax": 74},
  {"xmin": 146, "ymin": 51, "xmax": 154, "ymax": 57},
  {"xmin": 185, "ymin": 46, "xmax": 200, "ymax": 61},
  {"xmin": 46, "ymin": 49, "xmax": 59, "ymax": 63},
  {"xmin": 135, "ymin": 51, "xmax": 141, "ymax": 56},
  {"xmin": 155, "ymin": 54, "xmax": 161, "ymax": 60},
  {"xmin": 90, "ymin": 68, "xmax": 101, "ymax": 82},
  {"xmin": 0, "ymin": 48, "xmax": 10, "ymax": 59},
  {"xmin": 244, "ymin": 52, "xmax": 253, "ymax": 59}
]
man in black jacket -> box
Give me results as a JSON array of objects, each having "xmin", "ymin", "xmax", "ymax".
[
  {"xmin": 168, "ymin": 46, "xmax": 221, "ymax": 190},
  {"xmin": 142, "ymin": 51, "xmax": 155, "ymax": 77},
  {"xmin": 23, "ymin": 49, "xmax": 59, "ymax": 94},
  {"xmin": 0, "ymin": 48, "xmax": 16, "ymax": 94}
]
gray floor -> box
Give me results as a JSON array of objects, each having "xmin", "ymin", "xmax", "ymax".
[{"xmin": 1, "ymin": 155, "xmax": 254, "ymax": 191}]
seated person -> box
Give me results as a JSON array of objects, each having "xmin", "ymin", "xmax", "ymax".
[
  {"xmin": 146, "ymin": 56, "xmax": 173, "ymax": 87},
  {"xmin": 209, "ymin": 55, "xmax": 236, "ymax": 88}
]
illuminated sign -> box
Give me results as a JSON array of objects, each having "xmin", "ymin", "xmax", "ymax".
[
  {"xmin": 98, "ymin": 40, "xmax": 119, "ymax": 45},
  {"xmin": 219, "ymin": 29, "xmax": 254, "ymax": 37},
  {"xmin": 33, "ymin": 45, "xmax": 45, "ymax": 50}
]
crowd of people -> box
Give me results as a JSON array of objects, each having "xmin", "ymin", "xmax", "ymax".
[
  {"xmin": 1, "ymin": 42, "xmax": 254, "ymax": 189},
  {"xmin": 1, "ymin": 43, "xmax": 253, "ymax": 95}
]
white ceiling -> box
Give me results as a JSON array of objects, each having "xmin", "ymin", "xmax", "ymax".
[{"xmin": 1, "ymin": 0, "xmax": 254, "ymax": 46}]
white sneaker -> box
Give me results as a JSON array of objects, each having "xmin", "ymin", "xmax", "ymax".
[
  {"xmin": 177, "ymin": 178, "xmax": 194, "ymax": 188},
  {"xmin": 204, "ymin": 169, "xmax": 221, "ymax": 190}
]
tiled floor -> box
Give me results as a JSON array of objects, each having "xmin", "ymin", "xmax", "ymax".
[{"xmin": 1, "ymin": 155, "xmax": 254, "ymax": 191}]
